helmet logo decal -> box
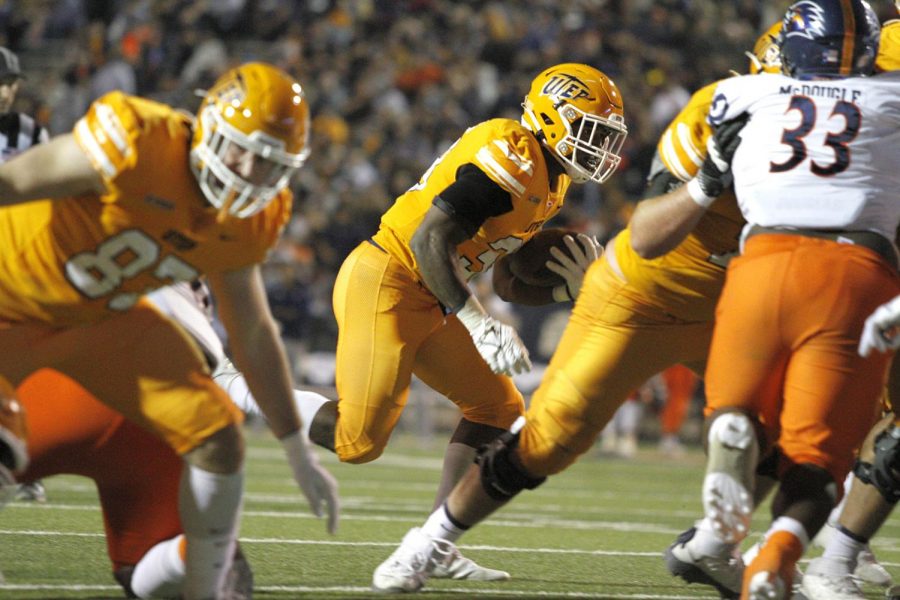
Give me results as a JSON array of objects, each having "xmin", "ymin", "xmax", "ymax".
[
  {"xmin": 214, "ymin": 72, "xmax": 247, "ymax": 106},
  {"xmin": 785, "ymin": 1, "xmax": 828, "ymax": 40},
  {"xmin": 540, "ymin": 74, "xmax": 594, "ymax": 101}
]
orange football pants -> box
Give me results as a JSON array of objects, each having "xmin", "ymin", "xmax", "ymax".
[
  {"xmin": 0, "ymin": 300, "xmax": 242, "ymax": 455},
  {"xmin": 705, "ymin": 233, "xmax": 899, "ymax": 484},
  {"xmin": 661, "ymin": 364, "xmax": 698, "ymax": 435},
  {"xmin": 517, "ymin": 256, "xmax": 713, "ymax": 477},
  {"xmin": 332, "ymin": 241, "xmax": 524, "ymax": 463},
  {"xmin": 18, "ymin": 369, "xmax": 183, "ymax": 570}
]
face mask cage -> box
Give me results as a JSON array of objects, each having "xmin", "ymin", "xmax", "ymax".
[
  {"xmin": 553, "ymin": 103, "xmax": 627, "ymax": 184},
  {"xmin": 191, "ymin": 105, "xmax": 309, "ymax": 218}
]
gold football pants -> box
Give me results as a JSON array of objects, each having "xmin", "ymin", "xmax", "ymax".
[{"xmin": 332, "ymin": 241, "xmax": 524, "ymax": 463}]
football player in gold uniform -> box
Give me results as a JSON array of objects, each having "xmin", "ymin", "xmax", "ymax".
[
  {"xmin": 367, "ymin": 29, "xmax": 781, "ymax": 595},
  {"xmin": 294, "ymin": 63, "xmax": 627, "ymax": 583},
  {"xmin": 0, "ymin": 62, "xmax": 338, "ymax": 598}
]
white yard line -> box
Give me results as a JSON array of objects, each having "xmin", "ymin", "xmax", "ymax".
[{"xmin": 0, "ymin": 582, "xmax": 721, "ymax": 598}]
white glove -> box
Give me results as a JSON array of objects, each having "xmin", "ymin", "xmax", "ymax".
[
  {"xmin": 859, "ymin": 295, "xmax": 900, "ymax": 357},
  {"xmin": 545, "ymin": 233, "xmax": 601, "ymax": 302},
  {"xmin": 455, "ymin": 296, "xmax": 532, "ymax": 376},
  {"xmin": 281, "ymin": 430, "xmax": 340, "ymax": 534}
]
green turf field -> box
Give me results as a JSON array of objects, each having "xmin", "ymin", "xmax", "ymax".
[{"xmin": 1, "ymin": 429, "xmax": 898, "ymax": 599}]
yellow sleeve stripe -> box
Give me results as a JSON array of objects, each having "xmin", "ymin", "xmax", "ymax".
[
  {"xmin": 476, "ymin": 146, "xmax": 526, "ymax": 196},
  {"xmin": 74, "ymin": 119, "xmax": 118, "ymax": 179}
]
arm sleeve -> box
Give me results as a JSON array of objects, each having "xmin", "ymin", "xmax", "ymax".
[{"xmin": 433, "ymin": 163, "xmax": 513, "ymax": 237}]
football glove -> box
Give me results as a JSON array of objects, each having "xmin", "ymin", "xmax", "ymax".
[
  {"xmin": 859, "ymin": 295, "xmax": 900, "ymax": 357},
  {"xmin": 545, "ymin": 233, "xmax": 601, "ymax": 302},
  {"xmin": 687, "ymin": 113, "xmax": 749, "ymax": 207},
  {"xmin": 456, "ymin": 297, "xmax": 532, "ymax": 376},
  {"xmin": 281, "ymin": 430, "xmax": 340, "ymax": 534}
]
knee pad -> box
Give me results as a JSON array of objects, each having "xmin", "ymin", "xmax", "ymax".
[
  {"xmin": 870, "ymin": 425, "xmax": 900, "ymax": 504},
  {"xmin": 477, "ymin": 417, "xmax": 546, "ymax": 501}
]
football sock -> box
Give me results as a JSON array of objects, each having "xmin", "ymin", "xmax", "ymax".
[
  {"xmin": 131, "ymin": 535, "xmax": 186, "ymax": 598},
  {"xmin": 421, "ymin": 503, "xmax": 467, "ymax": 544},
  {"xmin": 744, "ymin": 519, "xmax": 806, "ymax": 594},
  {"xmin": 821, "ymin": 525, "xmax": 865, "ymax": 570},
  {"xmin": 179, "ymin": 465, "xmax": 243, "ymax": 600}
]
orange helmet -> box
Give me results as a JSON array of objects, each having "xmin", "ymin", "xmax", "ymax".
[
  {"xmin": 190, "ymin": 62, "xmax": 310, "ymax": 218},
  {"xmin": 747, "ymin": 21, "xmax": 783, "ymax": 74},
  {"xmin": 521, "ymin": 63, "xmax": 627, "ymax": 184}
]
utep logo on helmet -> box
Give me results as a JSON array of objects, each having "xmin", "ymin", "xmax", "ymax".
[
  {"xmin": 541, "ymin": 74, "xmax": 593, "ymax": 101},
  {"xmin": 784, "ymin": 1, "xmax": 827, "ymax": 40},
  {"xmin": 215, "ymin": 72, "xmax": 247, "ymax": 105}
]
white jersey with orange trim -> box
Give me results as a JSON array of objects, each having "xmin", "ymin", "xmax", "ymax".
[{"xmin": 710, "ymin": 71, "xmax": 900, "ymax": 237}]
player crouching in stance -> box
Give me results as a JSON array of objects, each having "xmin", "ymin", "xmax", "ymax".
[{"xmin": 0, "ymin": 62, "xmax": 338, "ymax": 598}]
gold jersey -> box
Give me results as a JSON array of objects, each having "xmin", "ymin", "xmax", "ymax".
[
  {"xmin": 612, "ymin": 81, "xmax": 744, "ymax": 322},
  {"xmin": 373, "ymin": 118, "xmax": 570, "ymax": 280},
  {"xmin": 0, "ymin": 92, "xmax": 291, "ymax": 325},
  {"xmin": 878, "ymin": 20, "xmax": 900, "ymax": 73}
]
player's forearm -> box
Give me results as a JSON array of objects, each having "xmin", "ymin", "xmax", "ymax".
[
  {"xmin": 229, "ymin": 322, "xmax": 302, "ymax": 439},
  {"xmin": 629, "ymin": 185, "xmax": 707, "ymax": 259},
  {"xmin": 412, "ymin": 228, "xmax": 472, "ymax": 311}
]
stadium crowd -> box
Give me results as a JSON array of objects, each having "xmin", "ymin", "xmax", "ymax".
[{"xmin": 2, "ymin": 0, "xmax": 805, "ymax": 362}]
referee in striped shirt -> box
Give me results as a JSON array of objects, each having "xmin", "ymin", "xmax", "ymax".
[{"xmin": 0, "ymin": 46, "xmax": 48, "ymax": 163}]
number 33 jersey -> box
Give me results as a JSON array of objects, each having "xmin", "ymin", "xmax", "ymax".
[
  {"xmin": 0, "ymin": 91, "xmax": 291, "ymax": 325},
  {"xmin": 709, "ymin": 71, "xmax": 900, "ymax": 237}
]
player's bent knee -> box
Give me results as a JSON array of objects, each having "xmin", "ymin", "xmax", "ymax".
[
  {"xmin": 183, "ymin": 423, "xmax": 244, "ymax": 474},
  {"xmin": 868, "ymin": 424, "xmax": 900, "ymax": 504},
  {"xmin": 336, "ymin": 441, "xmax": 386, "ymax": 465},
  {"xmin": 477, "ymin": 420, "xmax": 546, "ymax": 501}
]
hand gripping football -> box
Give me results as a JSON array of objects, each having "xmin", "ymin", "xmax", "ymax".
[{"xmin": 507, "ymin": 228, "xmax": 579, "ymax": 287}]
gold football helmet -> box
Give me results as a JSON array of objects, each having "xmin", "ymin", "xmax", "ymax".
[
  {"xmin": 190, "ymin": 62, "xmax": 310, "ymax": 218},
  {"xmin": 521, "ymin": 63, "xmax": 627, "ymax": 184},
  {"xmin": 747, "ymin": 22, "xmax": 783, "ymax": 74}
]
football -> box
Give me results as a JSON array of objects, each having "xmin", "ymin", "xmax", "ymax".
[{"xmin": 507, "ymin": 228, "xmax": 579, "ymax": 287}]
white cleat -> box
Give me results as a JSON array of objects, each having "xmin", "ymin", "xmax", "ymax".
[
  {"xmin": 703, "ymin": 414, "xmax": 757, "ymax": 544},
  {"xmin": 801, "ymin": 557, "xmax": 864, "ymax": 600},
  {"xmin": 372, "ymin": 528, "xmax": 438, "ymax": 593},
  {"xmin": 664, "ymin": 526, "xmax": 743, "ymax": 598},
  {"xmin": 856, "ymin": 546, "xmax": 892, "ymax": 587},
  {"xmin": 430, "ymin": 544, "xmax": 509, "ymax": 581},
  {"xmin": 748, "ymin": 570, "xmax": 787, "ymax": 600},
  {"xmin": 703, "ymin": 472, "xmax": 753, "ymax": 543},
  {"xmin": 16, "ymin": 480, "xmax": 47, "ymax": 503}
]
